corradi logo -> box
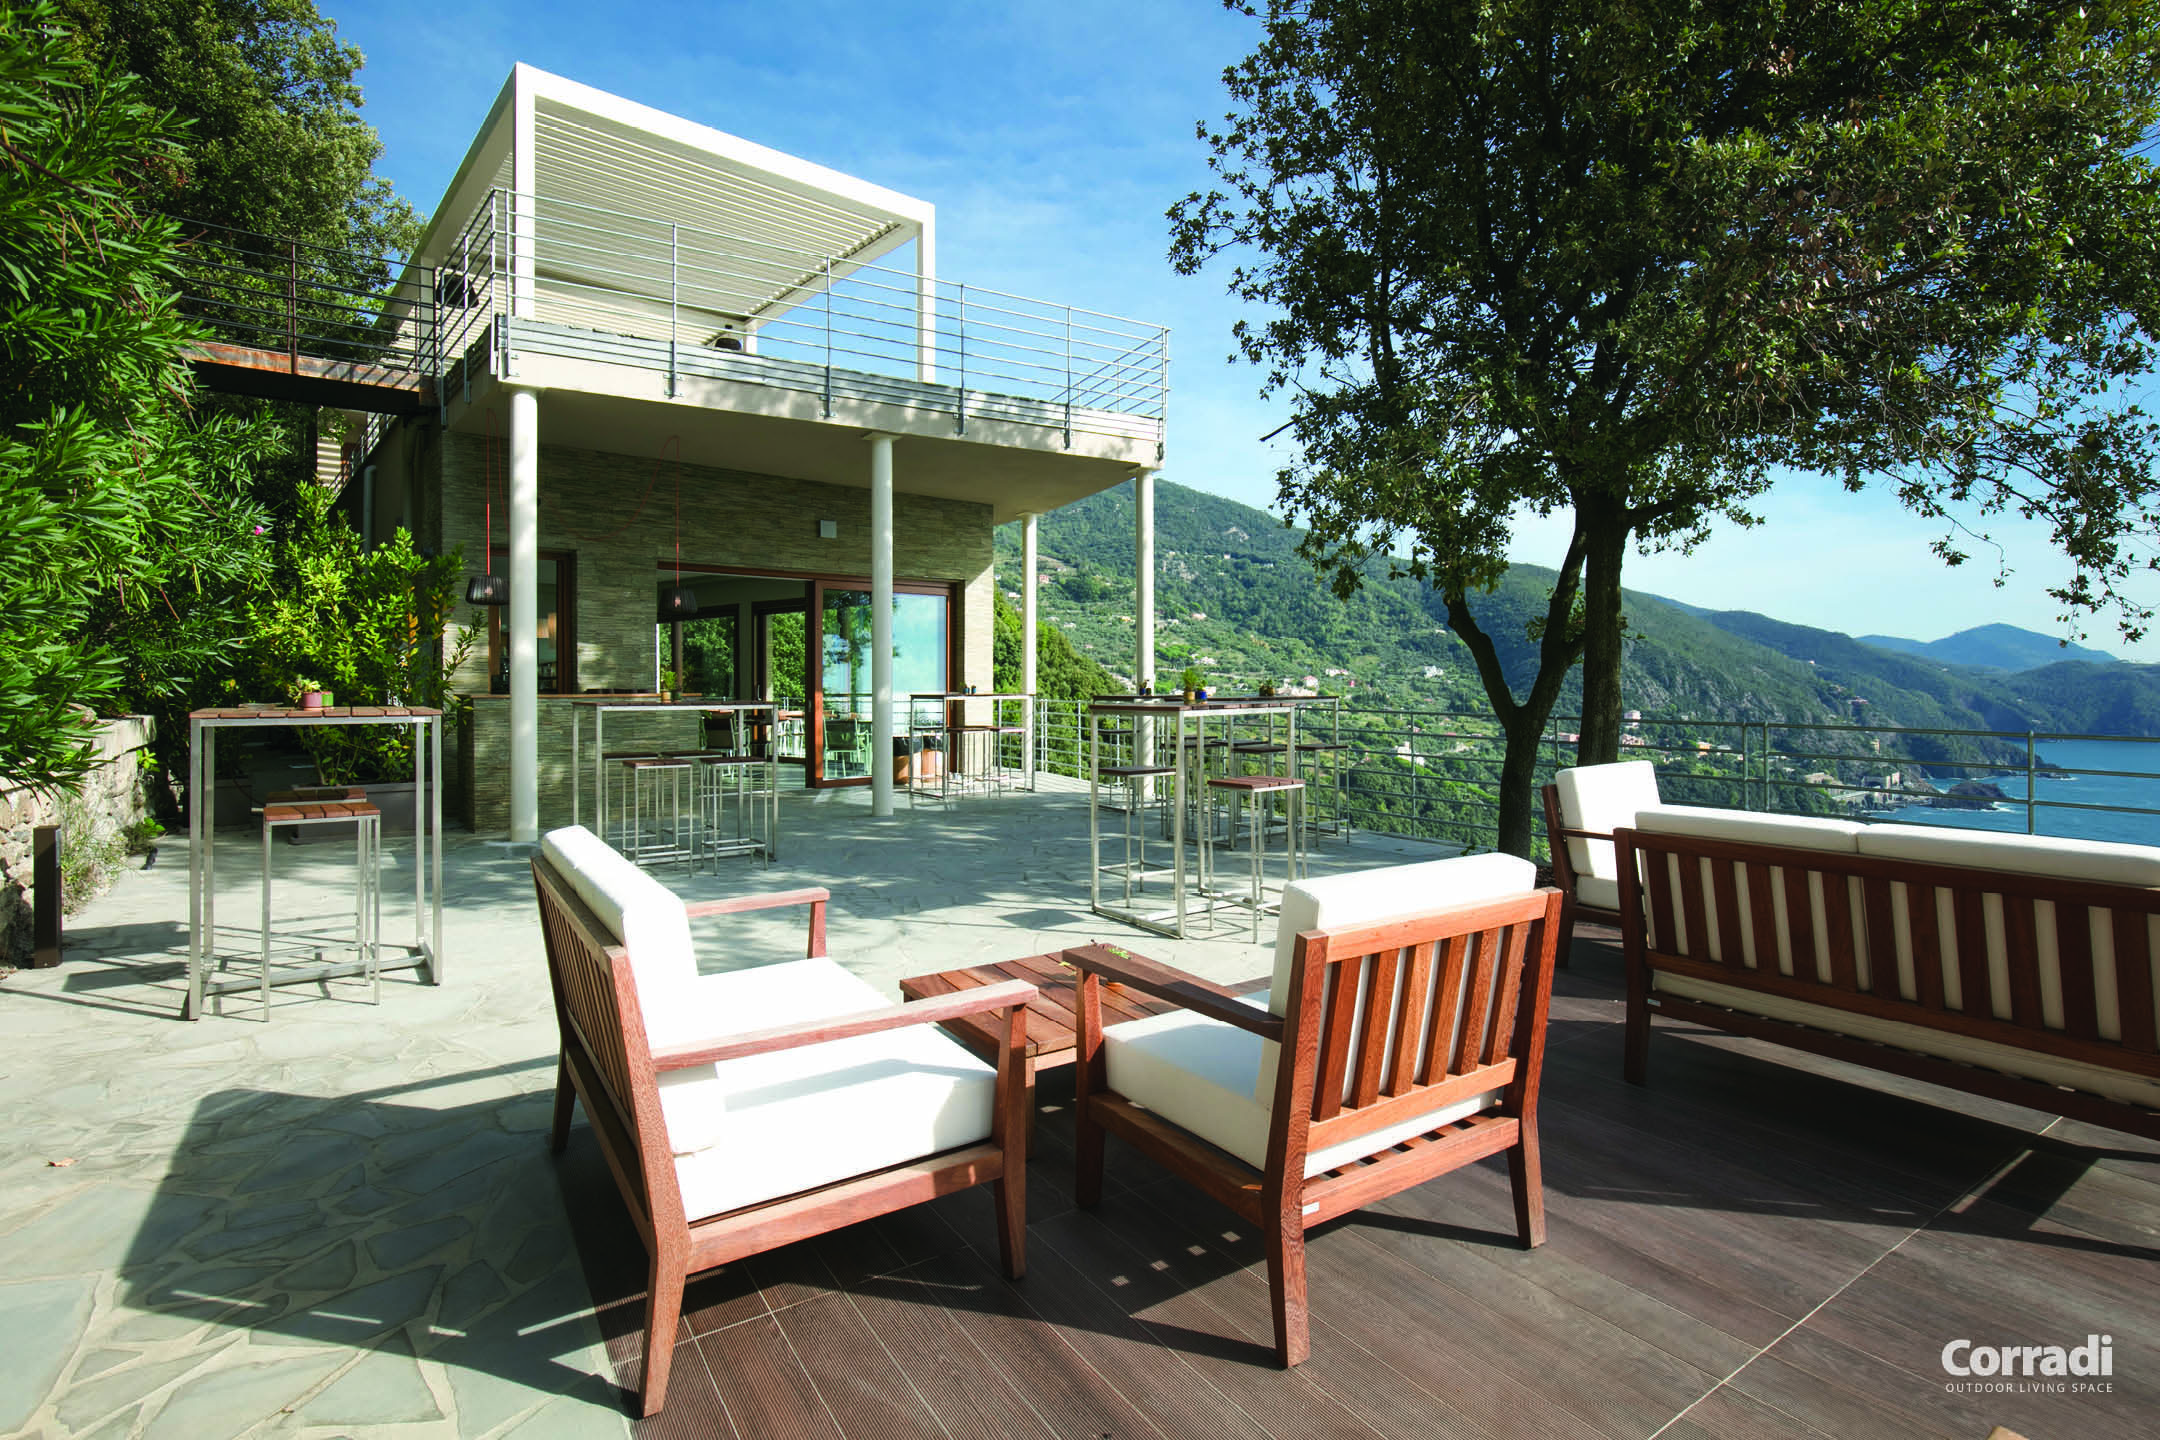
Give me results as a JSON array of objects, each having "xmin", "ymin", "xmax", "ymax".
[{"xmin": 1940, "ymin": 1334, "xmax": 2114, "ymax": 1394}]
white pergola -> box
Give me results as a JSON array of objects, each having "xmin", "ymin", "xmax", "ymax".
[{"xmin": 414, "ymin": 67, "xmax": 1161, "ymax": 840}]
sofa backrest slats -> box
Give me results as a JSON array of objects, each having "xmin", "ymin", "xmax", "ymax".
[
  {"xmin": 1823, "ymin": 872, "xmax": 1860, "ymax": 992},
  {"xmin": 2059, "ymin": 916, "xmax": 2100, "ymax": 1042},
  {"xmin": 1423, "ymin": 933, "xmax": 1471, "ymax": 1085},
  {"xmin": 1485, "ymin": 921, "xmax": 1533, "ymax": 1067},
  {"xmin": 2003, "ymin": 899, "xmax": 2045, "ymax": 1029},
  {"xmin": 2115, "ymin": 908, "xmax": 2157, "ymax": 1051},
  {"xmin": 1387, "ymin": 940, "xmax": 1437, "ymax": 1094},
  {"xmin": 1311, "ymin": 960, "xmax": 1362, "ymax": 1123},
  {"xmin": 1950, "ymin": 886, "xmax": 1991, "ymax": 1017},
  {"xmin": 1861, "ymin": 877, "xmax": 1899, "ymax": 1000},
  {"xmin": 1349, "ymin": 945, "xmax": 1396, "ymax": 1110},
  {"xmin": 1623, "ymin": 827, "xmax": 2160, "ymax": 1073}
]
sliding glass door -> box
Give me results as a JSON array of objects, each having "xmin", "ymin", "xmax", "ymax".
[{"xmin": 811, "ymin": 584, "xmax": 950, "ymax": 786}]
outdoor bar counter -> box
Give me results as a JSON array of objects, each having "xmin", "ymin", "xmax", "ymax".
[{"xmin": 462, "ymin": 693, "xmax": 704, "ymax": 833}]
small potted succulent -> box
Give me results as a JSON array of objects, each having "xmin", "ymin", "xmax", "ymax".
[
  {"xmin": 1179, "ymin": 665, "xmax": 1204, "ymax": 705},
  {"xmin": 659, "ymin": 667, "xmax": 680, "ymax": 703},
  {"xmin": 291, "ymin": 677, "xmax": 329, "ymax": 711}
]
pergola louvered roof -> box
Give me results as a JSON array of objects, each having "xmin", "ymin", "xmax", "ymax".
[{"xmin": 416, "ymin": 65, "xmax": 932, "ymax": 316}]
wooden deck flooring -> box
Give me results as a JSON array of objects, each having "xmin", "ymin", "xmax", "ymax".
[{"xmin": 558, "ymin": 931, "xmax": 2160, "ymax": 1439}]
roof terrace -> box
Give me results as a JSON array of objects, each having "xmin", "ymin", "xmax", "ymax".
[{"xmin": 4, "ymin": 783, "xmax": 2154, "ymax": 1438}]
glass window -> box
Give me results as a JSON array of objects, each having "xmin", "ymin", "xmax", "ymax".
[{"xmin": 488, "ymin": 551, "xmax": 573, "ymax": 692}]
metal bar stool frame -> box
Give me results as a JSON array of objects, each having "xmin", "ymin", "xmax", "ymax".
[
  {"xmin": 257, "ymin": 798, "xmax": 381, "ymax": 1020},
  {"xmin": 1201, "ymin": 774, "xmax": 1307, "ymax": 942}
]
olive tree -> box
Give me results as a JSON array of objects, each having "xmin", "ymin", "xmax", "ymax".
[{"xmin": 1172, "ymin": 0, "xmax": 2160, "ymax": 854}]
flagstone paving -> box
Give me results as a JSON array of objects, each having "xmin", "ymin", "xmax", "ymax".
[{"xmin": 0, "ymin": 781, "xmax": 1437, "ymax": 1438}]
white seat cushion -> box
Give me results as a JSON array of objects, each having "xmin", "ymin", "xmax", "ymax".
[
  {"xmin": 1261, "ymin": 852, "xmax": 1537, "ymax": 1102},
  {"xmin": 656, "ymin": 958, "xmax": 997, "ymax": 1221},
  {"xmin": 1554, "ymin": 761, "xmax": 1661, "ymax": 888},
  {"xmin": 1576, "ymin": 875, "xmax": 1622, "ymax": 913},
  {"xmin": 1103, "ymin": 999, "xmax": 1500, "ymax": 1178},
  {"xmin": 541, "ymin": 825, "xmax": 697, "ymax": 1003}
]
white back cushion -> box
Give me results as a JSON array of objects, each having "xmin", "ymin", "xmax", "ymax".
[
  {"xmin": 540, "ymin": 825, "xmax": 698, "ymax": 1004},
  {"xmin": 1555, "ymin": 762, "xmax": 1661, "ymax": 884},
  {"xmin": 1855, "ymin": 825, "xmax": 2160, "ymax": 1041},
  {"xmin": 1633, "ymin": 808, "xmax": 1863, "ymax": 977},
  {"xmin": 1260, "ymin": 853, "xmax": 1537, "ymax": 1102}
]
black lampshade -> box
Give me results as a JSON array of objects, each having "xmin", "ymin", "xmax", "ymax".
[
  {"xmin": 466, "ymin": 574, "xmax": 508, "ymax": 606},
  {"xmin": 659, "ymin": 584, "xmax": 699, "ymax": 621}
]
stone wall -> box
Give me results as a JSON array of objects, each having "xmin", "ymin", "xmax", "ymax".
[
  {"xmin": 0, "ymin": 715, "xmax": 155, "ymax": 965},
  {"xmin": 464, "ymin": 698, "xmax": 704, "ymax": 833},
  {"xmin": 433, "ymin": 430, "xmax": 997, "ymax": 694}
]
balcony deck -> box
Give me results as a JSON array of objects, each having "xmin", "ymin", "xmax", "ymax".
[{"xmin": 3, "ymin": 784, "xmax": 2154, "ymax": 1438}]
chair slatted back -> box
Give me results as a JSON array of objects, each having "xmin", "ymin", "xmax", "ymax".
[
  {"xmin": 533, "ymin": 855, "xmax": 684, "ymax": 1234},
  {"xmin": 1281, "ymin": 890, "xmax": 1562, "ymax": 1158},
  {"xmin": 1619, "ymin": 828, "xmax": 2160, "ymax": 1078}
]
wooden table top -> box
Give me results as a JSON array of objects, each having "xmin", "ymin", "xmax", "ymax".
[{"xmin": 899, "ymin": 952, "xmax": 1270, "ymax": 1066}]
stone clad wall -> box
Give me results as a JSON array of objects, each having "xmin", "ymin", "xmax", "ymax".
[
  {"xmin": 0, "ymin": 715, "xmax": 154, "ymax": 965},
  {"xmin": 463, "ymin": 700, "xmax": 703, "ymax": 833},
  {"xmin": 435, "ymin": 431, "xmax": 997, "ymax": 694}
]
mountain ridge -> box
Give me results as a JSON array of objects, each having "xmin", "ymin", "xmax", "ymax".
[
  {"xmin": 1855, "ymin": 623, "xmax": 2118, "ymax": 671},
  {"xmin": 995, "ymin": 479, "xmax": 2160, "ymax": 744}
]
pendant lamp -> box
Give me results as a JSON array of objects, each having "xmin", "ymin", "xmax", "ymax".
[
  {"xmin": 658, "ymin": 439, "xmax": 696, "ymax": 620},
  {"xmin": 467, "ymin": 412, "xmax": 507, "ymax": 606}
]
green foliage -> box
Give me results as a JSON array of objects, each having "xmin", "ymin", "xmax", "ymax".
[
  {"xmin": 55, "ymin": 0, "xmax": 416, "ymax": 255},
  {"xmin": 991, "ymin": 593, "xmax": 1117, "ymax": 701},
  {"xmin": 0, "ymin": 2, "xmax": 281, "ymax": 791},
  {"xmin": 241, "ymin": 484, "xmax": 471, "ymax": 783},
  {"xmin": 55, "ymin": 790, "xmax": 124, "ymax": 915},
  {"xmin": 1174, "ymin": 0, "xmax": 2160, "ymax": 846},
  {"xmin": 766, "ymin": 610, "xmax": 806, "ymax": 698}
]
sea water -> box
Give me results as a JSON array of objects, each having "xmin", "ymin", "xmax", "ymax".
[{"xmin": 1871, "ymin": 738, "xmax": 2160, "ymax": 846}]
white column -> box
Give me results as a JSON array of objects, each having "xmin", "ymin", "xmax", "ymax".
[
  {"xmin": 1020, "ymin": 513, "xmax": 1039, "ymax": 698},
  {"xmin": 1134, "ymin": 468, "xmax": 1156, "ymax": 694},
  {"xmin": 869, "ymin": 433, "xmax": 897, "ymax": 817},
  {"xmin": 508, "ymin": 384, "xmax": 540, "ymax": 842},
  {"xmin": 510, "ymin": 72, "xmax": 537, "ymax": 325},
  {"xmin": 913, "ymin": 218, "xmax": 938, "ymax": 383}
]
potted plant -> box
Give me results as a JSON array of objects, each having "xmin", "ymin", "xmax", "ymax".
[
  {"xmin": 291, "ymin": 677, "xmax": 327, "ymax": 711},
  {"xmin": 659, "ymin": 667, "xmax": 680, "ymax": 703},
  {"xmin": 1179, "ymin": 665, "xmax": 1203, "ymax": 705}
]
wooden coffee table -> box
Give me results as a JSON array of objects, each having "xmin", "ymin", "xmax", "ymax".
[{"xmin": 899, "ymin": 952, "xmax": 1270, "ymax": 1114}]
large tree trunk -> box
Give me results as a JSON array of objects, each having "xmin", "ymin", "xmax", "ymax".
[
  {"xmin": 1442, "ymin": 521, "xmax": 1589, "ymax": 857},
  {"xmin": 1575, "ymin": 497, "xmax": 1630, "ymax": 765}
]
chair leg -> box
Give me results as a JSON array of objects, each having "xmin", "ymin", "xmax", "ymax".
[
  {"xmin": 549, "ymin": 1055, "xmax": 576, "ymax": 1153},
  {"xmin": 992, "ymin": 1166, "xmax": 1027, "ymax": 1280},
  {"xmin": 1624, "ymin": 990, "xmax": 1651, "ymax": 1086},
  {"xmin": 636, "ymin": 1252, "xmax": 686, "ymax": 1418},
  {"xmin": 1265, "ymin": 1216, "xmax": 1310, "ymax": 1367},
  {"xmin": 1508, "ymin": 1120, "xmax": 1546, "ymax": 1248}
]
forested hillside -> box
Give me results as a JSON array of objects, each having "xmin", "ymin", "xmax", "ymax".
[{"xmin": 995, "ymin": 478, "xmax": 2160, "ymax": 845}]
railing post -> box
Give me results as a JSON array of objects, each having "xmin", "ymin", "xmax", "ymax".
[
  {"xmin": 669, "ymin": 222, "xmax": 680, "ymax": 398},
  {"xmin": 1063, "ymin": 304, "xmax": 1073, "ymax": 448},
  {"xmin": 2027, "ymin": 731, "xmax": 2038, "ymax": 834},
  {"xmin": 955, "ymin": 282, "xmax": 967, "ymax": 436},
  {"xmin": 286, "ymin": 238, "xmax": 300, "ymax": 373},
  {"xmin": 822, "ymin": 258, "xmax": 833, "ymax": 419}
]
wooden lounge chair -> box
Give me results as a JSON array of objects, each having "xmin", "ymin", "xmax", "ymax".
[
  {"xmin": 1544, "ymin": 760, "xmax": 1667, "ymax": 960},
  {"xmin": 532, "ymin": 824, "xmax": 1033, "ymax": 1416},
  {"xmin": 1068, "ymin": 854, "xmax": 1564, "ymax": 1366}
]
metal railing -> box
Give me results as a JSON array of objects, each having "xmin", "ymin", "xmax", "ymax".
[
  {"xmin": 432, "ymin": 190, "xmax": 1169, "ymax": 444},
  {"xmin": 178, "ymin": 196, "xmax": 1170, "ymax": 453},
  {"xmin": 175, "ymin": 220, "xmax": 437, "ymax": 376},
  {"xmin": 1017, "ymin": 700, "xmax": 2160, "ymax": 855}
]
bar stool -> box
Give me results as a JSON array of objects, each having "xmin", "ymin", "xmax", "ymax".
[
  {"xmin": 258, "ymin": 795, "xmax": 380, "ymax": 1019},
  {"xmin": 619, "ymin": 755, "xmax": 694, "ymax": 865},
  {"xmin": 1202, "ymin": 774, "xmax": 1306, "ymax": 942},
  {"xmin": 688, "ymin": 752, "xmax": 775, "ymax": 866},
  {"xmin": 1095, "ymin": 763, "xmax": 1176, "ymax": 903}
]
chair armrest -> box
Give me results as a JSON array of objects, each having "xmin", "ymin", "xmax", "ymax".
[
  {"xmin": 1063, "ymin": 944, "xmax": 1284, "ymax": 1041},
  {"xmin": 684, "ymin": 887, "xmax": 829, "ymax": 958},
  {"xmin": 651, "ymin": 978, "xmax": 1035, "ymax": 1071},
  {"xmin": 683, "ymin": 886, "xmax": 829, "ymax": 918}
]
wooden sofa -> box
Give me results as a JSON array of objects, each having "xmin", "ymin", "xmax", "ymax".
[
  {"xmin": 532, "ymin": 825, "xmax": 1034, "ymax": 1416},
  {"xmin": 1614, "ymin": 807, "xmax": 2160, "ymax": 1139}
]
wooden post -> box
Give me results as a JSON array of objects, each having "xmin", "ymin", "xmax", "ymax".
[{"xmin": 31, "ymin": 824, "xmax": 60, "ymax": 968}]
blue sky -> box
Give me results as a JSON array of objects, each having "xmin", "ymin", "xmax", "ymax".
[{"xmin": 332, "ymin": 0, "xmax": 2157, "ymax": 661}]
